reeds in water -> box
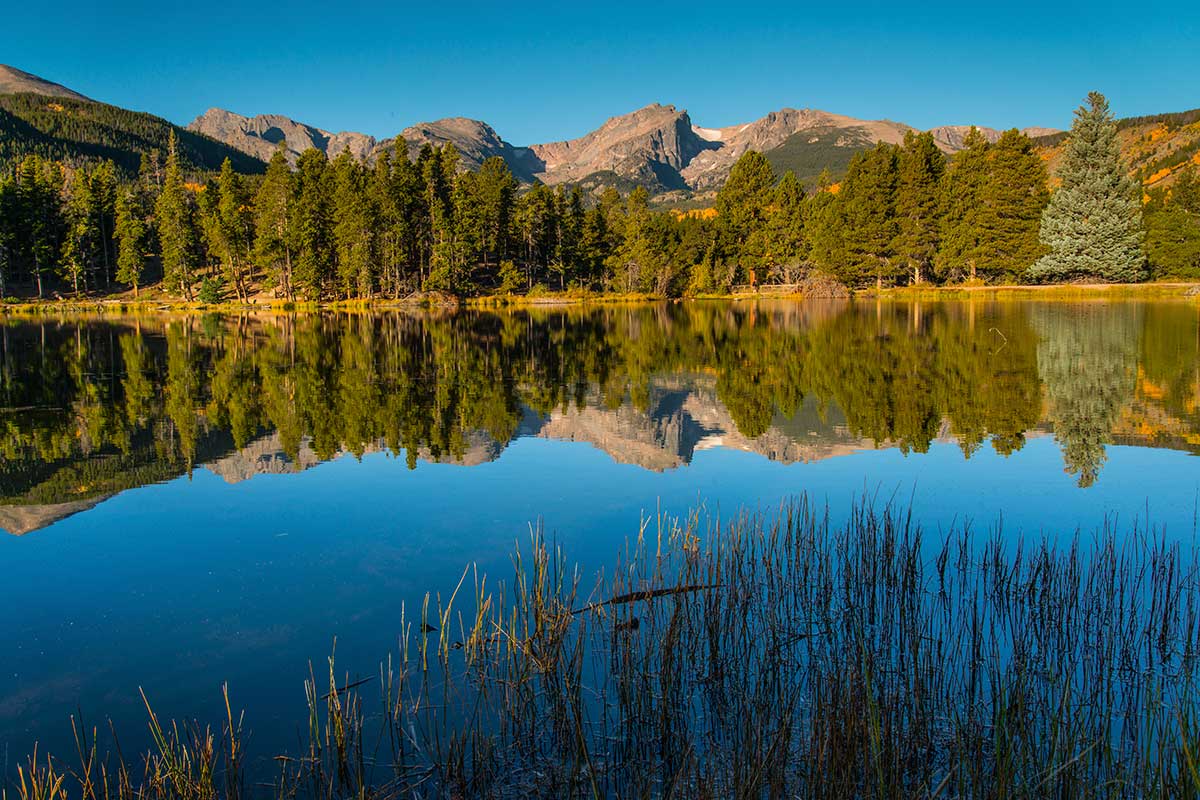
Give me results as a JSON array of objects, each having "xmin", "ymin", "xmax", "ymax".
[{"xmin": 7, "ymin": 497, "xmax": 1200, "ymax": 798}]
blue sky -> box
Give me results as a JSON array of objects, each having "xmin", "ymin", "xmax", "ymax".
[{"xmin": 3, "ymin": 0, "xmax": 1196, "ymax": 144}]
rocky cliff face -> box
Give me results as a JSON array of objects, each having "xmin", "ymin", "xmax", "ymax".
[
  {"xmin": 188, "ymin": 100, "xmax": 1064, "ymax": 194},
  {"xmin": 927, "ymin": 125, "xmax": 1060, "ymax": 150},
  {"xmin": 682, "ymin": 108, "xmax": 917, "ymax": 189},
  {"xmin": 384, "ymin": 117, "xmax": 541, "ymax": 180},
  {"xmin": 0, "ymin": 64, "xmax": 89, "ymax": 101},
  {"xmin": 527, "ymin": 104, "xmax": 714, "ymax": 190},
  {"xmin": 187, "ymin": 108, "xmax": 378, "ymax": 164}
]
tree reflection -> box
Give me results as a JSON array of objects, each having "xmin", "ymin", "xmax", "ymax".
[{"xmin": 0, "ymin": 300, "xmax": 1186, "ymax": 515}]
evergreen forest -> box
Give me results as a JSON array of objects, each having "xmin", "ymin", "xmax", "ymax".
[{"xmin": 1, "ymin": 92, "xmax": 1198, "ymax": 302}]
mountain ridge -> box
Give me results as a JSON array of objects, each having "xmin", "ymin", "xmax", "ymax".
[
  {"xmin": 0, "ymin": 64, "xmax": 89, "ymax": 102},
  {"xmin": 12, "ymin": 64, "xmax": 1200, "ymax": 197},
  {"xmin": 190, "ymin": 101, "xmax": 1068, "ymax": 194}
]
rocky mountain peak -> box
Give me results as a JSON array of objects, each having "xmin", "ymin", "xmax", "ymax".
[
  {"xmin": 384, "ymin": 116, "xmax": 538, "ymax": 179},
  {"xmin": 187, "ymin": 98, "xmax": 1064, "ymax": 196},
  {"xmin": 0, "ymin": 64, "xmax": 89, "ymax": 101},
  {"xmin": 187, "ymin": 108, "xmax": 377, "ymax": 164},
  {"xmin": 526, "ymin": 103, "xmax": 711, "ymax": 190}
]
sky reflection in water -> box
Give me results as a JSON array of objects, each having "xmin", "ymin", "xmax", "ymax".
[{"xmin": 1, "ymin": 299, "xmax": 1198, "ymax": 767}]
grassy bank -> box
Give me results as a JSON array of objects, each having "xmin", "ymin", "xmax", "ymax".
[
  {"xmin": 867, "ymin": 280, "xmax": 1200, "ymax": 301},
  {"xmin": 3, "ymin": 280, "xmax": 1198, "ymax": 316},
  {"xmin": 0, "ymin": 291, "xmax": 661, "ymax": 317},
  {"xmin": 6, "ymin": 498, "xmax": 1200, "ymax": 799}
]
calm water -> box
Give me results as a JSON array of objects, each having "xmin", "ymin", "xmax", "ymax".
[{"xmin": 2, "ymin": 299, "xmax": 1199, "ymax": 769}]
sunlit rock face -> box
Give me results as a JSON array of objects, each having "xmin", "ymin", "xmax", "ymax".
[{"xmin": 188, "ymin": 100, "xmax": 1064, "ymax": 195}]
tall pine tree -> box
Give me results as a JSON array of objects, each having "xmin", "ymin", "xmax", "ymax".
[
  {"xmin": 759, "ymin": 170, "xmax": 807, "ymax": 282},
  {"xmin": 825, "ymin": 143, "xmax": 900, "ymax": 288},
  {"xmin": 291, "ymin": 149, "xmax": 334, "ymax": 299},
  {"xmin": 254, "ymin": 145, "xmax": 295, "ymax": 299},
  {"xmin": 332, "ymin": 151, "xmax": 377, "ymax": 297},
  {"xmin": 215, "ymin": 158, "xmax": 254, "ymax": 300},
  {"xmin": 936, "ymin": 128, "xmax": 990, "ymax": 282},
  {"xmin": 893, "ymin": 131, "xmax": 945, "ymax": 284},
  {"xmin": 716, "ymin": 151, "xmax": 776, "ymax": 283},
  {"xmin": 1030, "ymin": 92, "xmax": 1145, "ymax": 283},
  {"xmin": 976, "ymin": 130, "xmax": 1049, "ymax": 281},
  {"xmin": 114, "ymin": 188, "xmax": 147, "ymax": 296},
  {"xmin": 155, "ymin": 131, "xmax": 199, "ymax": 300}
]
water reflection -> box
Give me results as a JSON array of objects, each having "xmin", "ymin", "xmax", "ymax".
[{"xmin": 2, "ymin": 300, "xmax": 1198, "ymax": 534}]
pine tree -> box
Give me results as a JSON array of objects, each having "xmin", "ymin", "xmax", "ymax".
[
  {"xmin": 715, "ymin": 151, "xmax": 776, "ymax": 283},
  {"xmin": 606, "ymin": 187, "xmax": 663, "ymax": 293},
  {"xmin": 423, "ymin": 145, "xmax": 459, "ymax": 292},
  {"xmin": 331, "ymin": 151, "xmax": 377, "ymax": 297},
  {"xmin": 216, "ymin": 158, "xmax": 254, "ymax": 300},
  {"xmin": 826, "ymin": 143, "xmax": 900, "ymax": 287},
  {"xmin": 0, "ymin": 174, "xmax": 13, "ymax": 297},
  {"xmin": 61, "ymin": 166, "xmax": 99, "ymax": 295},
  {"xmin": 195, "ymin": 176, "xmax": 223, "ymax": 300},
  {"xmin": 552, "ymin": 186, "xmax": 585, "ymax": 290},
  {"xmin": 476, "ymin": 156, "xmax": 517, "ymax": 270},
  {"xmin": 936, "ymin": 128, "xmax": 990, "ymax": 282},
  {"xmin": 14, "ymin": 155, "xmax": 65, "ymax": 297},
  {"xmin": 369, "ymin": 148, "xmax": 423, "ymax": 298},
  {"xmin": 580, "ymin": 202, "xmax": 612, "ymax": 288},
  {"xmin": 155, "ymin": 131, "xmax": 199, "ymax": 299},
  {"xmin": 89, "ymin": 161, "xmax": 117, "ymax": 289},
  {"xmin": 976, "ymin": 130, "xmax": 1049, "ymax": 281},
  {"xmin": 451, "ymin": 170, "xmax": 485, "ymax": 291},
  {"xmin": 114, "ymin": 188, "xmax": 147, "ymax": 295},
  {"xmin": 1030, "ymin": 92, "xmax": 1145, "ymax": 283},
  {"xmin": 757, "ymin": 170, "xmax": 806, "ymax": 283},
  {"xmin": 291, "ymin": 149, "xmax": 334, "ymax": 299},
  {"xmin": 1144, "ymin": 165, "xmax": 1200, "ymax": 278},
  {"xmin": 804, "ymin": 170, "xmax": 840, "ymax": 275},
  {"xmin": 389, "ymin": 142, "xmax": 425, "ymax": 295},
  {"xmin": 893, "ymin": 131, "xmax": 945, "ymax": 284},
  {"xmin": 515, "ymin": 184, "xmax": 558, "ymax": 290},
  {"xmin": 254, "ymin": 145, "xmax": 295, "ymax": 299}
]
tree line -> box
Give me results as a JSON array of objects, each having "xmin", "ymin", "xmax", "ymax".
[{"xmin": 0, "ymin": 92, "xmax": 1196, "ymax": 301}]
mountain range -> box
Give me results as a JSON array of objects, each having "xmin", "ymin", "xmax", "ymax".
[
  {"xmin": 3, "ymin": 63, "xmax": 1199, "ymax": 197},
  {"xmin": 188, "ymin": 101, "xmax": 1061, "ymax": 194}
]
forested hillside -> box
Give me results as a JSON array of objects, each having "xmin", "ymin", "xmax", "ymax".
[
  {"xmin": 0, "ymin": 93, "xmax": 265, "ymax": 176},
  {"xmin": 1035, "ymin": 108, "xmax": 1200, "ymax": 190}
]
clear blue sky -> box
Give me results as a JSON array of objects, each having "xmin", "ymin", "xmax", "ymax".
[{"xmin": 3, "ymin": 0, "xmax": 1196, "ymax": 144}]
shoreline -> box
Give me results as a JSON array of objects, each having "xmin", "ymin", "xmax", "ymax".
[{"xmin": 2, "ymin": 281, "xmax": 1198, "ymax": 315}]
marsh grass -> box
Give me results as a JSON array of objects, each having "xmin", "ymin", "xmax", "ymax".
[{"xmin": 6, "ymin": 497, "xmax": 1200, "ymax": 799}]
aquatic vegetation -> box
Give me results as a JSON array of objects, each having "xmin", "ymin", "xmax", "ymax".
[{"xmin": 9, "ymin": 497, "xmax": 1200, "ymax": 798}]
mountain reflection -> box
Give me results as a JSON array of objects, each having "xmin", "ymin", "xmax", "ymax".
[{"xmin": 2, "ymin": 300, "xmax": 1198, "ymax": 534}]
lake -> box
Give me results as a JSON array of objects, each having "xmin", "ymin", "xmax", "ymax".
[{"xmin": 2, "ymin": 298, "xmax": 1199, "ymax": 779}]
